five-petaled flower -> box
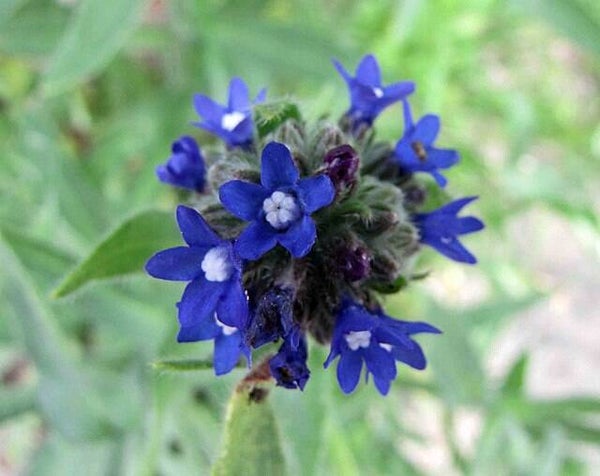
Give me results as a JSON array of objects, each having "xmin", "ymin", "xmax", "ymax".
[
  {"xmin": 156, "ymin": 136, "xmax": 206, "ymax": 193},
  {"xmin": 145, "ymin": 205, "xmax": 249, "ymax": 340},
  {"xmin": 413, "ymin": 196, "xmax": 484, "ymax": 264},
  {"xmin": 394, "ymin": 100, "xmax": 460, "ymax": 187},
  {"xmin": 334, "ymin": 54, "xmax": 415, "ymax": 129},
  {"xmin": 269, "ymin": 329, "xmax": 310, "ymax": 390},
  {"xmin": 324, "ymin": 300, "xmax": 440, "ymax": 395},
  {"xmin": 193, "ymin": 77, "xmax": 266, "ymax": 149},
  {"xmin": 178, "ymin": 315, "xmax": 250, "ymax": 375},
  {"xmin": 219, "ymin": 142, "xmax": 335, "ymax": 260}
]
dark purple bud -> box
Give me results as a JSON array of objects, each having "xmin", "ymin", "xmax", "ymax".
[
  {"xmin": 246, "ymin": 288, "xmax": 295, "ymax": 349},
  {"xmin": 324, "ymin": 144, "xmax": 360, "ymax": 193},
  {"xmin": 402, "ymin": 183, "xmax": 427, "ymax": 209},
  {"xmin": 269, "ymin": 329, "xmax": 310, "ymax": 390},
  {"xmin": 338, "ymin": 245, "xmax": 371, "ymax": 281}
]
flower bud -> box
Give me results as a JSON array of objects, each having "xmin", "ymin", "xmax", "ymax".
[
  {"xmin": 324, "ymin": 144, "xmax": 360, "ymax": 193},
  {"xmin": 337, "ymin": 245, "xmax": 371, "ymax": 281}
]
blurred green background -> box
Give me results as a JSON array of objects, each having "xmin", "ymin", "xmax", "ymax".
[{"xmin": 1, "ymin": 0, "xmax": 599, "ymax": 474}]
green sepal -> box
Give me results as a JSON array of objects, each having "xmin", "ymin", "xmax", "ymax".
[
  {"xmin": 369, "ymin": 275, "xmax": 409, "ymax": 294},
  {"xmin": 254, "ymin": 101, "xmax": 301, "ymax": 138},
  {"xmin": 152, "ymin": 359, "xmax": 216, "ymax": 372}
]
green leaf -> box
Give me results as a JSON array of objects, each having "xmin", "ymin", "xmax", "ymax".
[
  {"xmin": 152, "ymin": 359, "xmax": 215, "ymax": 372},
  {"xmin": 254, "ymin": 101, "xmax": 301, "ymax": 138},
  {"xmin": 42, "ymin": 0, "xmax": 144, "ymax": 96},
  {"xmin": 0, "ymin": 0, "xmax": 69, "ymax": 56},
  {"xmin": 212, "ymin": 384, "xmax": 286, "ymax": 476},
  {"xmin": 500, "ymin": 354, "xmax": 529, "ymax": 396},
  {"xmin": 53, "ymin": 210, "xmax": 179, "ymax": 298}
]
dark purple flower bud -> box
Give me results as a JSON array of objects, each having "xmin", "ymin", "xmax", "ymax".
[
  {"xmin": 324, "ymin": 144, "xmax": 360, "ymax": 193},
  {"xmin": 338, "ymin": 245, "xmax": 371, "ymax": 281},
  {"xmin": 402, "ymin": 183, "xmax": 427, "ymax": 209},
  {"xmin": 269, "ymin": 329, "xmax": 310, "ymax": 390},
  {"xmin": 246, "ymin": 287, "xmax": 295, "ymax": 349}
]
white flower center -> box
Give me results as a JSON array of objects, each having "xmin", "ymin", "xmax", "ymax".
[
  {"xmin": 344, "ymin": 330, "xmax": 372, "ymax": 351},
  {"xmin": 221, "ymin": 111, "xmax": 246, "ymax": 131},
  {"xmin": 216, "ymin": 316, "xmax": 237, "ymax": 336},
  {"xmin": 372, "ymin": 87, "xmax": 384, "ymax": 98},
  {"xmin": 201, "ymin": 246, "xmax": 233, "ymax": 282},
  {"xmin": 380, "ymin": 343, "xmax": 392, "ymax": 352},
  {"xmin": 262, "ymin": 191, "xmax": 300, "ymax": 230}
]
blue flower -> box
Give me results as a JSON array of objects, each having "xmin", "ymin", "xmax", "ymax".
[
  {"xmin": 145, "ymin": 205, "xmax": 249, "ymax": 334},
  {"xmin": 269, "ymin": 329, "xmax": 310, "ymax": 390},
  {"xmin": 219, "ymin": 142, "xmax": 335, "ymax": 260},
  {"xmin": 156, "ymin": 136, "xmax": 206, "ymax": 192},
  {"xmin": 394, "ymin": 100, "xmax": 459, "ymax": 187},
  {"xmin": 193, "ymin": 77, "xmax": 266, "ymax": 149},
  {"xmin": 333, "ymin": 54, "xmax": 415, "ymax": 129},
  {"xmin": 324, "ymin": 300, "xmax": 440, "ymax": 395},
  {"xmin": 413, "ymin": 196, "xmax": 484, "ymax": 264},
  {"xmin": 178, "ymin": 316, "xmax": 251, "ymax": 376}
]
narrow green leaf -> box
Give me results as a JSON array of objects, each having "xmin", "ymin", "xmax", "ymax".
[
  {"xmin": 53, "ymin": 210, "xmax": 178, "ymax": 298},
  {"xmin": 42, "ymin": 0, "xmax": 144, "ymax": 95},
  {"xmin": 254, "ymin": 101, "xmax": 301, "ymax": 138},
  {"xmin": 500, "ymin": 354, "xmax": 529, "ymax": 396},
  {"xmin": 152, "ymin": 359, "xmax": 215, "ymax": 372},
  {"xmin": 212, "ymin": 383, "xmax": 286, "ymax": 476}
]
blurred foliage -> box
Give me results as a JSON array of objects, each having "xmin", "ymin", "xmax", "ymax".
[{"xmin": 1, "ymin": 0, "xmax": 599, "ymax": 474}]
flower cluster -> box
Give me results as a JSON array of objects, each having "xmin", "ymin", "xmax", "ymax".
[{"xmin": 148, "ymin": 54, "xmax": 484, "ymax": 395}]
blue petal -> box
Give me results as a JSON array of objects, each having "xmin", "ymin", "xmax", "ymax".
[
  {"xmin": 355, "ymin": 54, "xmax": 381, "ymax": 85},
  {"xmin": 399, "ymin": 321, "xmax": 442, "ymax": 336},
  {"xmin": 216, "ymin": 278, "xmax": 249, "ymax": 329},
  {"xmin": 172, "ymin": 136, "xmax": 199, "ymax": 155},
  {"xmin": 297, "ymin": 175, "xmax": 335, "ymax": 213},
  {"xmin": 177, "ymin": 316, "xmax": 220, "ymax": 342},
  {"xmin": 323, "ymin": 343, "xmax": 341, "ymax": 369},
  {"xmin": 363, "ymin": 344, "xmax": 397, "ymax": 382},
  {"xmin": 228, "ymin": 77, "xmax": 250, "ymax": 111},
  {"xmin": 278, "ymin": 215, "xmax": 317, "ymax": 258},
  {"xmin": 431, "ymin": 170, "xmax": 448, "ymax": 187},
  {"xmin": 255, "ymin": 88, "xmax": 267, "ymax": 103},
  {"xmin": 178, "ymin": 278, "xmax": 225, "ymax": 327},
  {"xmin": 373, "ymin": 375, "xmax": 392, "ymax": 395},
  {"xmin": 235, "ymin": 221, "xmax": 278, "ymax": 260},
  {"xmin": 391, "ymin": 342, "xmax": 427, "ymax": 370},
  {"xmin": 332, "ymin": 59, "xmax": 352, "ymax": 83},
  {"xmin": 176, "ymin": 206, "xmax": 221, "ymax": 247},
  {"xmin": 214, "ymin": 331, "xmax": 243, "ymax": 375},
  {"xmin": 402, "ymin": 99, "xmax": 414, "ymax": 129},
  {"xmin": 145, "ymin": 246, "xmax": 207, "ymax": 281},
  {"xmin": 337, "ymin": 350, "xmax": 363, "ymax": 394},
  {"xmin": 429, "ymin": 148, "xmax": 459, "ymax": 168},
  {"xmin": 412, "ymin": 115, "xmax": 440, "ymax": 145},
  {"xmin": 421, "ymin": 235, "xmax": 477, "ymax": 264},
  {"xmin": 260, "ymin": 142, "xmax": 299, "ymax": 189},
  {"xmin": 219, "ymin": 180, "xmax": 268, "ymax": 221},
  {"xmin": 193, "ymin": 94, "xmax": 224, "ymax": 123},
  {"xmin": 383, "ymin": 82, "xmax": 415, "ymax": 101},
  {"xmin": 456, "ymin": 216, "xmax": 485, "ymax": 234},
  {"xmin": 437, "ymin": 196, "xmax": 479, "ymax": 216}
]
